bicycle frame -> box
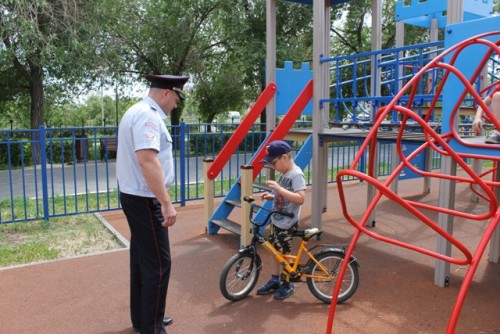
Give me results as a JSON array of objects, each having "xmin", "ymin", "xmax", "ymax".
[
  {"xmin": 258, "ymin": 231, "xmax": 342, "ymax": 281},
  {"xmin": 220, "ymin": 196, "xmax": 360, "ymax": 304},
  {"xmin": 244, "ymin": 196, "xmax": 340, "ymax": 281}
]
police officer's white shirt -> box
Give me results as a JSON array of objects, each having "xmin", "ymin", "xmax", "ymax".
[{"xmin": 116, "ymin": 96, "xmax": 174, "ymax": 198}]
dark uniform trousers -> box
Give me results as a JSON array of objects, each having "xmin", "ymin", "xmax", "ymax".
[{"xmin": 120, "ymin": 192, "xmax": 171, "ymax": 334}]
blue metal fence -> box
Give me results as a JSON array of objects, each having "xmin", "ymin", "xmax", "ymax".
[{"xmin": 1, "ymin": 122, "xmax": 394, "ymax": 224}]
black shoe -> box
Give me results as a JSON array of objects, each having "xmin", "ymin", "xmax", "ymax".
[
  {"xmin": 273, "ymin": 281, "xmax": 295, "ymax": 300},
  {"xmin": 256, "ymin": 279, "xmax": 280, "ymax": 295},
  {"xmin": 485, "ymin": 130, "xmax": 500, "ymax": 144},
  {"xmin": 132, "ymin": 317, "xmax": 174, "ymax": 332}
]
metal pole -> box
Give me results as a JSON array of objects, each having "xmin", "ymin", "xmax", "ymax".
[
  {"xmin": 39, "ymin": 125, "xmax": 50, "ymax": 221},
  {"xmin": 266, "ymin": 0, "xmax": 277, "ymax": 133},
  {"xmin": 203, "ymin": 159, "xmax": 215, "ymax": 226},
  {"xmin": 240, "ymin": 165, "xmax": 254, "ymax": 247},
  {"xmin": 311, "ymin": 0, "xmax": 330, "ymax": 230},
  {"xmin": 179, "ymin": 122, "xmax": 186, "ymax": 206},
  {"xmin": 435, "ymin": 0, "xmax": 464, "ymax": 287},
  {"xmin": 115, "ymin": 83, "xmax": 119, "ymax": 126},
  {"xmin": 367, "ymin": 0, "xmax": 382, "ymax": 225}
]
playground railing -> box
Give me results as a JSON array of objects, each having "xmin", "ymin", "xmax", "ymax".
[{"xmin": 321, "ymin": 40, "xmax": 500, "ymax": 125}]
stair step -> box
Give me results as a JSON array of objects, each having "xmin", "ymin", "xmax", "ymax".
[
  {"xmin": 253, "ymin": 182, "xmax": 272, "ymax": 192},
  {"xmin": 211, "ymin": 218, "xmax": 241, "ymax": 235},
  {"xmin": 225, "ymin": 199, "xmax": 241, "ymax": 207}
]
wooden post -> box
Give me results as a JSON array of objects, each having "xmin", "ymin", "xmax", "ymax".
[
  {"xmin": 203, "ymin": 159, "xmax": 214, "ymax": 229},
  {"xmin": 240, "ymin": 165, "xmax": 254, "ymax": 247}
]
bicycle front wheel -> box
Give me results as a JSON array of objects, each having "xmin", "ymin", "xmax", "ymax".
[
  {"xmin": 219, "ymin": 252, "xmax": 261, "ymax": 301},
  {"xmin": 306, "ymin": 250, "xmax": 359, "ymax": 304}
]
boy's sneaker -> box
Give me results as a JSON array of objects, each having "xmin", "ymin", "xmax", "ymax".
[
  {"xmin": 485, "ymin": 130, "xmax": 500, "ymax": 144},
  {"xmin": 273, "ymin": 282, "xmax": 295, "ymax": 300},
  {"xmin": 256, "ymin": 279, "xmax": 280, "ymax": 295}
]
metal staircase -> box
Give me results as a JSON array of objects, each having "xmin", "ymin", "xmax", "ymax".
[
  {"xmin": 205, "ymin": 79, "xmax": 313, "ymax": 236},
  {"xmin": 208, "ymin": 134, "xmax": 313, "ymax": 235}
]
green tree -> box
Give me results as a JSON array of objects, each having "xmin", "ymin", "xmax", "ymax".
[
  {"xmin": 0, "ymin": 1, "xmax": 103, "ymax": 130},
  {"xmin": 330, "ymin": 0, "xmax": 429, "ymax": 56},
  {"xmin": 195, "ymin": 61, "xmax": 246, "ymax": 124},
  {"xmin": 96, "ymin": 0, "xmax": 234, "ymax": 126},
  {"xmin": 214, "ymin": 0, "xmax": 314, "ymax": 126}
]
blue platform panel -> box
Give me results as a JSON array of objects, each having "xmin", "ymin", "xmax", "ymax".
[
  {"xmin": 398, "ymin": 143, "xmax": 427, "ymax": 180},
  {"xmin": 395, "ymin": 0, "xmax": 493, "ymax": 28},
  {"xmin": 276, "ymin": 61, "xmax": 313, "ymax": 115},
  {"xmin": 441, "ymin": 16, "xmax": 500, "ymax": 157}
]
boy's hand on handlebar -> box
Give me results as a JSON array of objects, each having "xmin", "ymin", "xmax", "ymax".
[{"xmin": 261, "ymin": 192, "xmax": 274, "ymax": 201}]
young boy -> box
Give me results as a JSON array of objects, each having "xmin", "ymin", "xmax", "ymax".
[
  {"xmin": 472, "ymin": 83, "xmax": 500, "ymax": 144},
  {"xmin": 256, "ymin": 140, "xmax": 306, "ymax": 300}
]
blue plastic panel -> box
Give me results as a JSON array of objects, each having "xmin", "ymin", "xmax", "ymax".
[
  {"xmin": 398, "ymin": 143, "xmax": 427, "ymax": 180},
  {"xmin": 276, "ymin": 61, "xmax": 313, "ymax": 115},
  {"xmin": 463, "ymin": 0, "xmax": 494, "ymax": 18},
  {"xmin": 442, "ymin": 16, "xmax": 500, "ymax": 156},
  {"xmin": 396, "ymin": 0, "xmax": 493, "ymax": 28},
  {"xmin": 395, "ymin": 0, "xmax": 446, "ymax": 21},
  {"xmin": 399, "ymin": 13, "xmax": 447, "ymax": 29}
]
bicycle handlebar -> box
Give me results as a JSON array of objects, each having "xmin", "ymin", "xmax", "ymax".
[{"xmin": 243, "ymin": 195, "xmax": 294, "ymax": 227}]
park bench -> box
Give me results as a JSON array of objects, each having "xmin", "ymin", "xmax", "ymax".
[{"xmin": 99, "ymin": 137, "xmax": 117, "ymax": 160}]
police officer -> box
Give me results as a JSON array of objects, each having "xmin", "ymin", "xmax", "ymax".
[{"xmin": 117, "ymin": 74, "xmax": 189, "ymax": 334}]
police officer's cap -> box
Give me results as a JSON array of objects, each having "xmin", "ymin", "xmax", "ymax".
[{"xmin": 144, "ymin": 74, "xmax": 190, "ymax": 100}]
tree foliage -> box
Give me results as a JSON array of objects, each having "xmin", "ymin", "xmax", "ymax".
[
  {"xmin": 94, "ymin": 0, "xmax": 236, "ymax": 125},
  {"xmin": 0, "ymin": 0, "xmax": 104, "ymax": 130},
  {"xmin": 330, "ymin": 0, "xmax": 430, "ymax": 56},
  {"xmin": 1, "ymin": 0, "xmax": 498, "ymax": 130}
]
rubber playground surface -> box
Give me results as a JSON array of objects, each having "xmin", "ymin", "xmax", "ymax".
[{"xmin": 0, "ymin": 177, "xmax": 498, "ymax": 333}]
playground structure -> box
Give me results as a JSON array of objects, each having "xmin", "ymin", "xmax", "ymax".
[
  {"xmin": 204, "ymin": 0, "xmax": 499, "ymax": 333},
  {"xmin": 326, "ymin": 27, "xmax": 500, "ymax": 334}
]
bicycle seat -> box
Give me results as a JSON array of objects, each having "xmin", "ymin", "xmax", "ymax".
[{"xmin": 293, "ymin": 228, "xmax": 322, "ymax": 240}]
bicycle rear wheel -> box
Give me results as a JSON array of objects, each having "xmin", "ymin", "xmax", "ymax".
[
  {"xmin": 219, "ymin": 252, "xmax": 261, "ymax": 301},
  {"xmin": 306, "ymin": 250, "xmax": 359, "ymax": 304}
]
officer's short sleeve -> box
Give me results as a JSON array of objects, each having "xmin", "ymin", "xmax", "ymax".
[{"xmin": 132, "ymin": 109, "xmax": 161, "ymax": 152}]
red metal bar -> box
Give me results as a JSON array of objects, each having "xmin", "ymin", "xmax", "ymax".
[
  {"xmin": 207, "ymin": 83, "xmax": 277, "ymax": 179},
  {"xmin": 208, "ymin": 80, "xmax": 313, "ymax": 180},
  {"xmin": 249, "ymin": 80, "xmax": 313, "ymax": 179}
]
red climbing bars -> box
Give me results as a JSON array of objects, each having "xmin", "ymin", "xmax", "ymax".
[
  {"xmin": 325, "ymin": 32, "xmax": 500, "ymax": 334},
  {"xmin": 206, "ymin": 83, "xmax": 277, "ymax": 180}
]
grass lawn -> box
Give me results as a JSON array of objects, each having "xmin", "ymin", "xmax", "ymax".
[{"xmin": 0, "ymin": 214, "xmax": 124, "ymax": 268}]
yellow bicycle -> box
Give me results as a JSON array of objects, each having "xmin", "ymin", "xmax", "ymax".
[{"xmin": 219, "ymin": 196, "xmax": 359, "ymax": 303}]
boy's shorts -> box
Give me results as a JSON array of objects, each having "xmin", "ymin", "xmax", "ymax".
[{"xmin": 269, "ymin": 223, "xmax": 298, "ymax": 254}]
